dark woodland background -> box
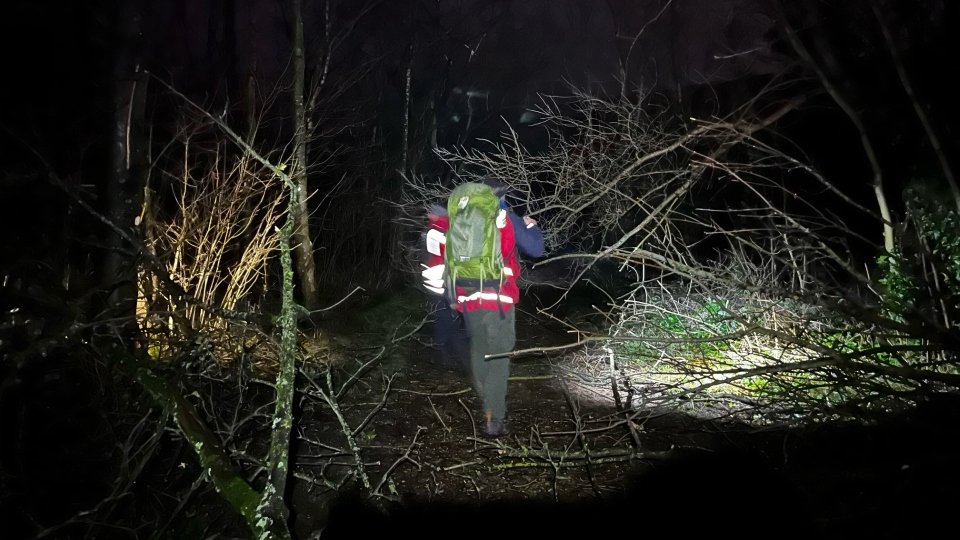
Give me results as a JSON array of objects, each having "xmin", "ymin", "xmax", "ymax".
[{"xmin": 2, "ymin": 1, "xmax": 960, "ymax": 539}]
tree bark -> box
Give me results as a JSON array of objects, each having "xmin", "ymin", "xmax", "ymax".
[
  {"xmin": 290, "ymin": 0, "xmax": 320, "ymax": 309},
  {"xmin": 259, "ymin": 189, "xmax": 300, "ymax": 538},
  {"xmin": 399, "ymin": 61, "xmax": 412, "ymax": 180},
  {"xmin": 106, "ymin": 0, "xmax": 147, "ymax": 316}
]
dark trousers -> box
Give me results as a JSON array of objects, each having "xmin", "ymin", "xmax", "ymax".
[
  {"xmin": 431, "ymin": 297, "xmax": 467, "ymax": 364},
  {"xmin": 463, "ymin": 307, "xmax": 516, "ymax": 422}
]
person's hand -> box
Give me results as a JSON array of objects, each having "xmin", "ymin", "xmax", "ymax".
[{"xmin": 522, "ymin": 216, "xmax": 537, "ymax": 229}]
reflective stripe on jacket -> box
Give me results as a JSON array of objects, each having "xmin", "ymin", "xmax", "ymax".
[
  {"xmin": 421, "ymin": 215, "xmax": 449, "ymax": 295},
  {"xmin": 422, "ymin": 211, "xmax": 522, "ymax": 311}
]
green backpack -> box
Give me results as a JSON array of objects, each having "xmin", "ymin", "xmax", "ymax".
[{"xmin": 444, "ymin": 182, "xmax": 505, "ymax": 305}]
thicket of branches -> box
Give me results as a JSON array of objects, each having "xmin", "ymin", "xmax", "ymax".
[
  {"xmin": 0, "ymin": 68, "xmax": 411, "ymax": 535},
  {"xmin": 137, "ymin": 114, "xmax": 284, "ymax": 361},
  {"xmin": 402, "ymin": 85, "xmax": 960, "ymax": 426}
]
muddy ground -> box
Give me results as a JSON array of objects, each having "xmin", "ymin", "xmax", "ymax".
[
  {"xmin": 296, "ymin": 290, "xmax": 960, "ymax": 539},
  {"xmin": 4, "ymin": 287, "xmax": 958, "ymax": 539}
]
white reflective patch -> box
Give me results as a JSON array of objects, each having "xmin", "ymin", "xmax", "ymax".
[
  {"xmin": 423, "ymin": 284, "xmax": 444, "ymax": 294},
  {"xmin": 421, "ymin": 264, "xmax": 444, "ymax": 281},
  {"xmin": 456, "ymin": 292, "xmax": 515, "ymax": 303},
  {"xmin": 503, "ymin": 266, "xmax": 514, "ymax": 276},
  {"xmin": 458, "ymin": 196, "xmax": 469, "ymax": 210},
  {"xmin": 426, "ymin": 229, "xmax": 446, "ymax": 256},
  {"xmin": 496, "ymin": 209, "xmax": 506, "ymax": 229}
]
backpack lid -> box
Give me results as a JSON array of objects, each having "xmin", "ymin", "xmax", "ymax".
[{"xmin": 447, "ymin": 182, "xmax": 501, "ymax": 218}]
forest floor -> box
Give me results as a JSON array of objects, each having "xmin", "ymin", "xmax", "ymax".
[
  {"xmin": 6, "ymin": 285, "xmax": 959, "ymax": 540},
  {"xmin": 292, "ymin": 287, "xmax": 960, "ymax": 539}
]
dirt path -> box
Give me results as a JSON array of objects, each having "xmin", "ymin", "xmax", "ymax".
[
  {"xmin": 293, "ymin": 290, "xmax": 960, "ymax": 538},
  {"xmin": 308, "ymin": 297, "xmax": 637, "ymax": 496}
]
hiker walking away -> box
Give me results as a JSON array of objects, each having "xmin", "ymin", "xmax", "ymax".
[
  {"xmin": 420, "ymin": 204, "xmax": 466, "ymax": 367},
  {"xmin": 443, "ymin": 176, "xmax": 544, "ymax": 437}
]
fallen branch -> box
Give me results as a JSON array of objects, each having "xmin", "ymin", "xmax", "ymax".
[
  {"xmin": 373, "ymin": 427, "xmax": 425, "ymax": 497},
  {"xmin": 492, "ymin": 447, "xmax": 672, "ymax": 470},
  {"xmin": 351, "ymin": 374, "xmax": 395, "ymax": 437},
  {"xmin": 117, "ymin": 351, "xmax": 284, "ymax": 539},
  {"xmin": 335, "ymin": 347, "xmax": 387, "ymax": 400},
  {"xmin": 310, "ymin": 286, "xmax": 366, "ymax": 314},
  {"xmin": 428, "ymin": 397, "xmax": 452, "ymax": 433},
  {"xmin": 303, "ymin": 370, "xmax": 372, "ymax": 489},
  {"xmin": 459, "ymin": 399, "xmax": 478, "ymax": 449}
]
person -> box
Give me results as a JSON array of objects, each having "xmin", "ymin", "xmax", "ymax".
[
  {"xmin": 447, "ymin": 176, "xmax": 544, "ymax": 437},
  {"xmin": 420, "ymin": 204, "xmax": 467, "ymax": 367}
]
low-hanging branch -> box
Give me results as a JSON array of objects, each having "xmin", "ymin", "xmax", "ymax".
[{"xmin": 486, "ymin": 329, "xmax": 754, "ymax": 359}]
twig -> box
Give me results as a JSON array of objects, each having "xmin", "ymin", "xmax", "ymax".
[
  {"xmin": 458, "ymin": 399, "xmax": 478, "ymax": 450},
  {"xmin": 448, "ymin": 471, "xmax": 481, "ymax": 503},
  {"xmin": 373, "ymin": 427, "xmax": 424, "ymax": 497},
  {"xmin": 498, "ymin": 446, "xmax": 671, "ymax": 462},
  {"xmin": 309, "ymin": 285, "xmax": 365, "ymax": 313},
  {"xmin": 558, "ymin": 377, "xmax": 601, "ymax": 497},
  {"xmin": 493, "ymin": 454, "xmax": 659, "ymax": 469},
  {"xmin": 389, "ymin": 311, "xmax": 431, "ymax": 343},
  {"xmin": 396, "ymin": 387, "xmax": 472, "ymax": 396},
  {"xmin": 442, "ymin": 460, "xmax": 481, "ymax": 472},
  {"xmin": 428, "ymin": 397, "xmax": 452, "ymax": 433},
  {"xmin": 486, "ymin": 330, "xmax": 753, "ymax": 359},
  {"xmin": 335, "ymin": 347, "xmax": 386, "ymax": 400},
  {"xmin": 302, "ymin": 370, "xmax": 371, "ymax": 490},
  {"xmin": 351, "ymin": 374, "xmax": 395, "ymax": 437}
]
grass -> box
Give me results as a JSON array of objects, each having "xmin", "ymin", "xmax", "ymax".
[{"xmin": 584, "ymin": 283, "xmax": 950, "ymax": 424}]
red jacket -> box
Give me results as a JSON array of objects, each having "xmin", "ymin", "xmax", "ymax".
[{"xmin": 422, "ymin": 211, "xmax": 520, "ymax": 312}]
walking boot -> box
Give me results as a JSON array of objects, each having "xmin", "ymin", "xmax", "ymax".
[{"xmin": 484, "ymin": 410, "xmax": 507, "ymax": 438}]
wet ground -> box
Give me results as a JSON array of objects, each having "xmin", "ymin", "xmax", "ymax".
[
  {"xmin": 301, "ymin": 291, "xmax": 960, "ymax": 539},
  {"xmin": 4, "ymin": 287, "xmax": 958, "ymax": 539}
]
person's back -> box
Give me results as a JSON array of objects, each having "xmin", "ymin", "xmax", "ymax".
[{"xmin": 443, "ymin": 177, "xmax": 543, "ymax": 437}]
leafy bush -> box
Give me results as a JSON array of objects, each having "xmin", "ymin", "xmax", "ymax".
[{"xmin": 879, "ymin": 185, "xmax": 960, "ymax": 327}]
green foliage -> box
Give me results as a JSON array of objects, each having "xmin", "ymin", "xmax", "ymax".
[
  {"xmin": 877, "ymin": 252, "xmax": 913, "ymax": 319},
  {"xmin": 615, "ymin": 296, "xmax": 737, "ymax": 365},
  {"xmin": 878, "ymin": 184, "xmax": 960, "ymax": 324},
  {"xmin": 907, "ymin": 189, "xmax": 960, "ymax": 290}
]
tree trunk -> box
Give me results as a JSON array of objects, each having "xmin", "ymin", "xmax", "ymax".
[
  {"xmin": 399, "ymin": 61, "xmax": 412, "ymax": 180},
  {"xmin": 259, "ymin": 188, "xmax": 300, "ymax": 538},
  {"xmin": 106, "ymin": 0, "xmax": 147, "ymax": 320},
  {"xmin": 290, "ymin": 0, "xmax": 320, "ymax": 308}
]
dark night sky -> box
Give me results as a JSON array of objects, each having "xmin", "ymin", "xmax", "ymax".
[
  {"xmin": 144, "ymin": 0, "xmax": 787, "ymax": 110},
  {"xmin": 3, "ymin": 0, "xmax": 955, "ymax": 177},
  {"xmin": 2, "ymin": 0, "xmax": 957, "ymax": 285}
]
